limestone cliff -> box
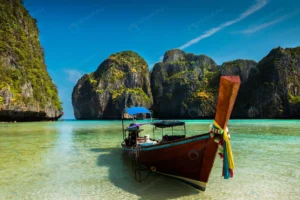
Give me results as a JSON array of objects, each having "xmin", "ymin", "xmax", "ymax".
[
  {"xmin": 151, "ymin": 49, "xmax": 220, "ymax": 118},
  {"xmin": 241, "ymin": 47, "xmax": 300, "ymax": 118},
  {"xmin": 72, "ymin": 47, "xmax": 300, "ymax": 119},
  {"xmin": 72, "ymin": 51, "xmax": 152, "ymax": 119},
  {"xmin": 0, "ymin": 0, "xmax": 62, "ymax": 121},
  {"xmin": 220, "ymin": 59, "xmax": 257, "ymax": 117}
]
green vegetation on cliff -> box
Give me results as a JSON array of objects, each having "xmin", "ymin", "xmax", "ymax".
[
  {"xmin": 290, "ymin": 94, "xmax": 300, "ymax": 104},
  {"xmin": 95, "ymin": 51, "xmax": 148, "ymax": 77},
  {"xmin": 0, "ymin": 0, "xmax": 62, "ymax": 113},
  {"xmin": 239, "ymin": 47, "xmax": 300, "ymax": 118},
  {"xmin": 151, "ymin": 49, "xmax": 219, "ymax": 118},
  {"xmin": 111, "ymin": 88, "xmax": 152, "ymax": 106},
  {"xmin": 72, "ymin": 46, "xmax": 300, "ymax": 119},
  {"xmin": 72, "ymin": 51, "xmax": 152, "ymax": 119},
  {"xmin": 220, "ymin": 59, "xmax": 257, "ymax": 83}
]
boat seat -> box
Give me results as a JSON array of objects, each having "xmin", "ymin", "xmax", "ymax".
[
  {"xmin": 162, "ymin": 135, "xmax": 186, "ymax": 143},
  {"xmin": 139, "ymin": 141, "xmax": 158, "ymax": 146}
]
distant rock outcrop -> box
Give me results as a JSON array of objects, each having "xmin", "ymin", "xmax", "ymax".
[
  {"xmin": 151, "ymin": 49, "xmax": 220, "ymax": 118},
  {"xmin": 241, "ymin": 47, "xmax": 300, "ymax": 118},
  {"xmin": 0, "ymin": 0, "xmax": 62, "ymax": 121},
  {"xmin": 152, "ymin": 47, "xmax": 300, "ymax": 119},
  {"xmin": 220, "ymin": 59, "xmax": 258, "ymax": 117},
  {"xmin": 72, "ymin": 51, "xmax": 152, "ymax": 119},
  {"xmin": 72, "ymin": 47, "xmax": 300, "ymax": 120},
  {"xmin": 220, "ymin": 59, "xmax": 257, "ymax": 83}
]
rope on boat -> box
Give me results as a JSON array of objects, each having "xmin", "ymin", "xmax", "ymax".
[{"xmin": 209, "ymin": 121, "xmax": 234, "ymax": 179}]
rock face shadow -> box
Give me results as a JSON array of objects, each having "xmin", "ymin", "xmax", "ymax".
[{"xmin": 91, "ymin": 147, "xmax": 200, "ymax": 199}]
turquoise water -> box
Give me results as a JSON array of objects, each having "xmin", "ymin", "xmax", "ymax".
[{"xmin": 0, "ymin": 119, "xmax": 300, "ymax": 199}]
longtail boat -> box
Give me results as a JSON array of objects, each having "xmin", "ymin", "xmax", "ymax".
[{"xmin": 121, "ymin": 76, "xmax": 241, "ymax": 190}]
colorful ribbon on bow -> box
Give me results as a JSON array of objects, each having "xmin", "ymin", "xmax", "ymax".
[{"xmin": 209, "ymin": 121, "xmax": 234, "ymax": 179}]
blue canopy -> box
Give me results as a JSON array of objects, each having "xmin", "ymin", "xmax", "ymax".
[{"xmin": 125, "ymin": 107, "xmax": 151, "ymax": 116}]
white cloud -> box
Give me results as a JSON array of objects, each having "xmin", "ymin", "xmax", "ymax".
[
  {"xmin": 240, "ymin": 11, "xmax": 300, "ymax": 34},
  {"xmin": 64, "ymin": 69, "xmax": 83, "ymax": 83},
  {"xmin": 178, "ymin": 0, "xmax": 269, "ymax": 50}
]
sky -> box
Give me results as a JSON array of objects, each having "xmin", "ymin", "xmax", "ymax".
[{"xmin": 24, "ymin": 0, "xmax": 300, "ymax": 119}]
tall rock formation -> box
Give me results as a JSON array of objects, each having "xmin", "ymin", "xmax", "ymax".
[
  {"xmin": 0, "ymin": 0, "xmax": 62, "ymax": 121},
  {"xmin": 72, "ymin": 47, "xmax": 300, "ymax": 119},
  {"xmin": 151, "ymin": 49, "xmax": 220, "ymax": 118},
  {"xmin": 72, "ymin": 51, "xmax": 152, "ymax": 119},
  {"xmin": 220, "ymin": 59, "xmax": 257, "ymax": 117},
  {"xmin": 243, "ymin": 47, "xmax": 300, "ymax": 118},
  {"xmin": 221, "ymin": 47, "xmax": 300, "ymax": 118},
  {"xmin": 220, "ymin": 59, "xmax": 257, "ymax": 83}
]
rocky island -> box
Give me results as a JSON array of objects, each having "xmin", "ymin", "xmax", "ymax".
[
  {"xmin": 72, "ymin": 51, "xmax": 152, "ymax": 119},
  {"xmin": 151, "ymin": 49, "xmax": 220, "ymax": 118},
  {"xmin": 73, "ymin": 47, "xmax": 300, "ymax": 119},
  {"xmin": 0, "ymin": 0, "xmax": 62, "ymax": 121},
  {"xmin": 237, "ymin": 47, "xmax": 300, "ymax": 118}
]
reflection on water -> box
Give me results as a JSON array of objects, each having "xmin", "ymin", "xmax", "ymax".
[{"xmin": 0, "ymin": 120, "xmax": 300, "ymax": 199}]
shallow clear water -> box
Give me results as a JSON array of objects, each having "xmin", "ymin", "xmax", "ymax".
[{"xmin": 0, "ymin": 119, "xmax": 300, "ymax": 200}]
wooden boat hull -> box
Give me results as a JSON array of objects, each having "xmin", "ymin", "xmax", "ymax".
[
  {"xmin": 122, "ymin": 76, "xmax": 241, "ymax": 190},
  {"xmin": 122, "ymin": 133, "xmax": 218, "ymax": 190}
]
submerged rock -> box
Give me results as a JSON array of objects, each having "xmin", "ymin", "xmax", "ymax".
[
  {"xmin": 72, "ymin": 51, "xmax": 152, "ymax": 119},
  {"xmin": 0, "ymin": 1, "xmax": 62, "ymax": 121}
]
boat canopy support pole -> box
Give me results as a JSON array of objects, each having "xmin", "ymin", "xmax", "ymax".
[
  {"xmin": 184, "ymin": 124, "xmax": 186, "ymax": 136},
  {"xmin": 122, "ymin": 112, "xmax": 125, "ymax": 140},
  {"xmin": 172, "ymin": 126, "xmax": 173, "ymax": 135},
  {"xmin": 153, "ymin": 126, "xmax": 155, "ymax": 140}
]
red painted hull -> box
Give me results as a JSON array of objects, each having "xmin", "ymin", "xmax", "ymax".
[{"xmin": 122, "ymin": 134, "xmax": 218, "ymax": 190}]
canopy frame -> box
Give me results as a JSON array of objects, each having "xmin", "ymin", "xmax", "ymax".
[
  {"xmin": 152, "ymin": 120, "xmax": 186, "ymax": 138},
  {"xmin": 122, "ymin": 107, "xmax": 152, "ymax": 140}
]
